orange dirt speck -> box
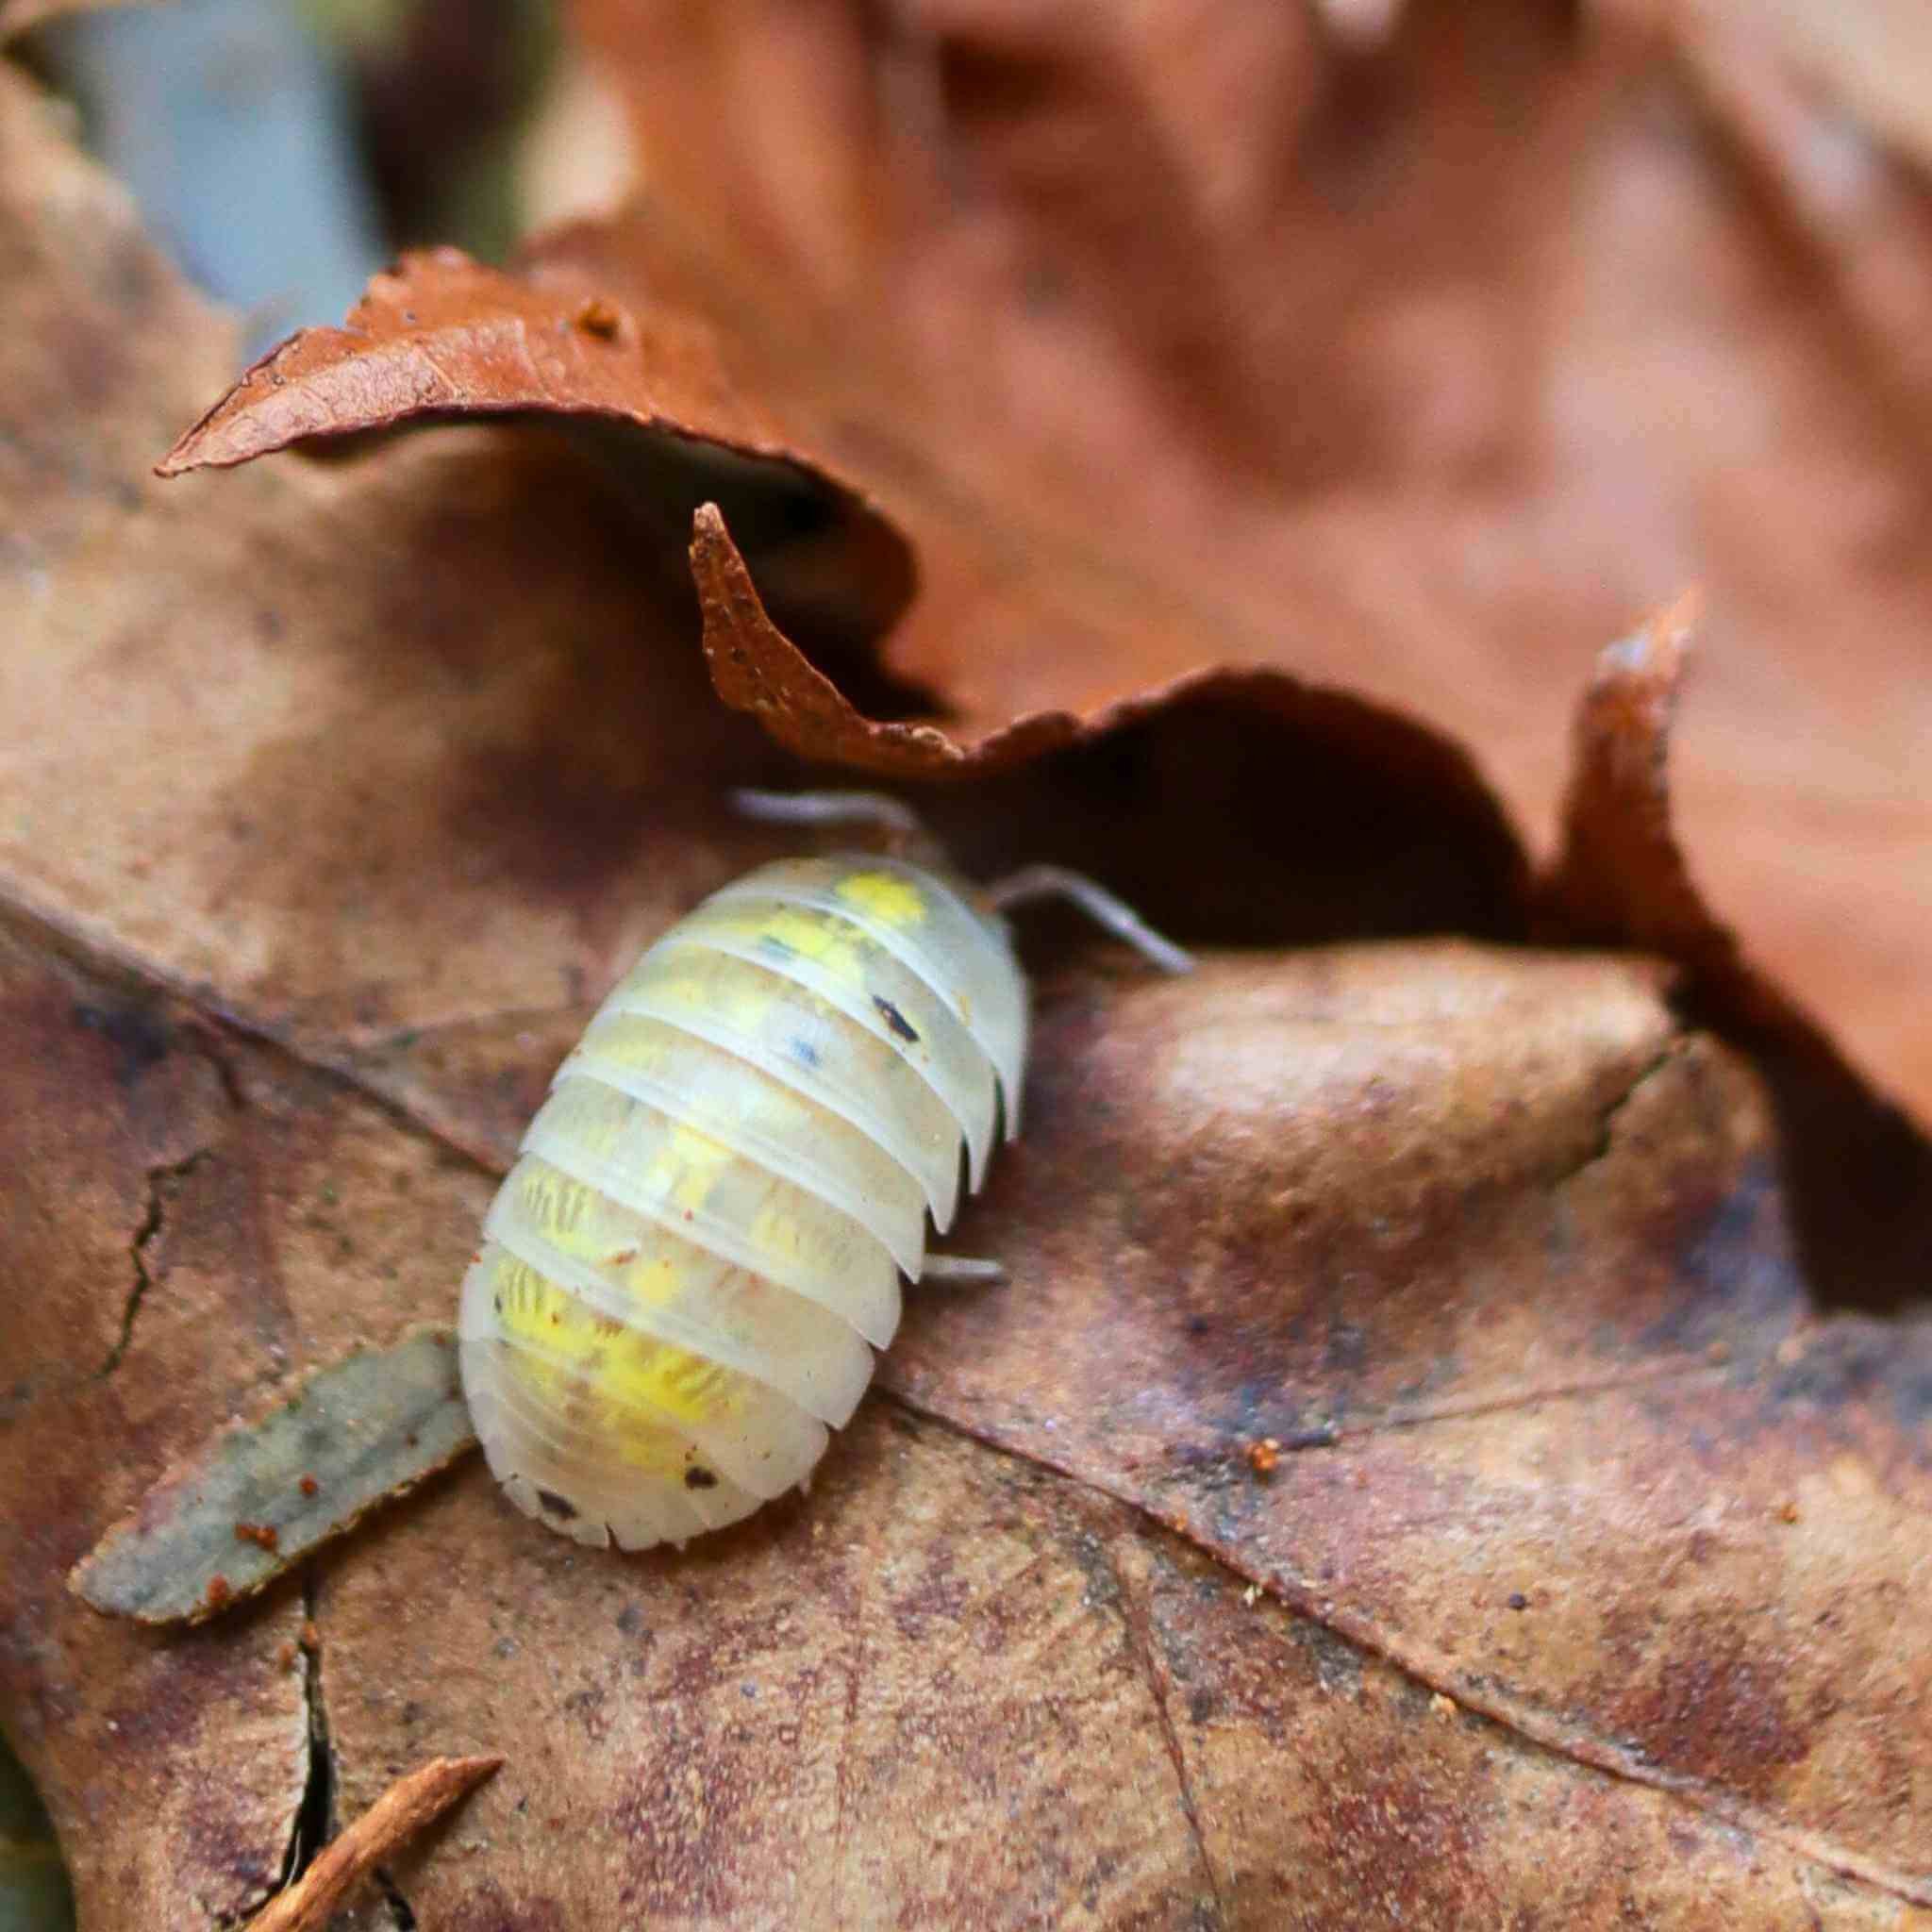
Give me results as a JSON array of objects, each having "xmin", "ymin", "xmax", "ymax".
[{"xmin": 574, "ymin": 298, "xmax": 621, "ymax": 339}]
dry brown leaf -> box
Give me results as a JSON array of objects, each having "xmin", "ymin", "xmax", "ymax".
[
  {"xmin": 879, "ymin": 946, "xmax": 1932, "ymax": 1896},
  {"xmin": 158, "ymin": 244, "xmax": 915, "ymax": 650},
  {"xmin": 1546, "ymin": 594, "xmax": 1932, "ymax": 1307},
  {"xmin": 691, "ymin": 502, "xmax": 1531, "ymax": 954},
  {"xmin": 1651, "ymin": 0, "xmax": 1932, "ymax": 173},
  {"xmin": 5, "ymin": 8, "xmax": 1932, "ymax": 1929},
  {"xmin": 565, "ymin": 0, "xmax": 1932, "ymax": 1135},
  {"xmin": 13, "ymin": 901, "xmax": 1932, "ymax": 1923}
]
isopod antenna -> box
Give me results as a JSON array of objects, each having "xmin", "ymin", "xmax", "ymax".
[
  {"xmin": 982, "ymin": 865, "xmax": 1195, "ymax": 977},
  {"xmin": 730, "ymin": 788, "xmax": 1196, "ymax": 976},
  {"xmin": 731, "ymin": 788, "xmax": 926, "ymax": 838}
]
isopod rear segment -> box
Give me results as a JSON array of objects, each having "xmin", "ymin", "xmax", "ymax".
[{"xmin": 458, "ymin": 854, "xmax": 1029, "ymax": 1552}]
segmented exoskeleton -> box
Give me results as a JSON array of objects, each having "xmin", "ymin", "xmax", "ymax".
[{"xmin": 458, "ymin": 794, "xmax": 1190, "ymax": 1551}]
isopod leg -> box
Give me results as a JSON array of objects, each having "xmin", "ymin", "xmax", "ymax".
[{"xmin": 920, "ymin": 1255, "xmax": 1006, "ymax": 1285}]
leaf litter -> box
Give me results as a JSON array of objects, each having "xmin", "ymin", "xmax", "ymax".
[{"xmin": 4, "ymin": 6, "xmax": 1932, "ymax": 1927}]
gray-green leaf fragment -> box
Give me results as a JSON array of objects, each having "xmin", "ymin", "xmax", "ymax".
[{"xmin": 70, "ymin": 1326, "xmax": 475, "ymax": 1624}]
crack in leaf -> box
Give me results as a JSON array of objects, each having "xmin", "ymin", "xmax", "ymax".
[
  {"xmin": 342, "ymin": 1002, "xmax": 591, "ymax": 1054},
  {"xmin": 1541, "ymin": 1040, "xmax": 1686, "ymax": 1192},
  {"xmin": 277, "ymin": 1570, "xmax": 334, "ymax": 1898},
  {"xmin": 1102, "ymin": 1537, "xmax": 1228, "ymax": 1927},
  {"xmin": 98, "ymin": 1146, "xmax": 214, "ymax": 1379},
  {"xmin": 1316, "ymin": 1359, "xmax": 1730, "ymax": 1443},
  {"xmin": 1135, "ymin": 1359, "xmax": 1728, "ymax": 1469},
  {"xmin": 0, "ymin": 887, "xmax": 513, "ymax": 1180},
  {"xmin": 830, "ymin": 1535, "xmax": 865, "ymax": 1914},
  {"xmin": 373, "ymin": 1868, "xmax": 418, "ymax": 1929}
]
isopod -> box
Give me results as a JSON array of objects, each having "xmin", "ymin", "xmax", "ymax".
[{"xmin": 458, "ymin": 793, "xmax": 1191, "ymax": 1551}]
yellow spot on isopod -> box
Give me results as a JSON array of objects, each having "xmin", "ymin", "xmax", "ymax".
[
  {"xmin": 737, "ymin": 904, "xmax": 871, "ymax": 981},
  {"xmin": 659, "ymin": 1123, "xmax": 732, "ymax": 1217},
  {"xmin": 835, "ymin": 869, "xmax": 926, "ymax": 930},
  {"xmin": 490, "ymin": 1250, "xmax": 742, "ymax": 1460}
]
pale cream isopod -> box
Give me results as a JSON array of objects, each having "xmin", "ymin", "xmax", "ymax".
[{"xmin": 457, "ymin": 793, "xmax": 1191, "ymax": 1551}]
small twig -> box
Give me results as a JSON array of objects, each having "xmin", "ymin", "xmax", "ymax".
[{"xmin": 250, "ymin": 1754, "xmax": 503, "ymax": 1932}]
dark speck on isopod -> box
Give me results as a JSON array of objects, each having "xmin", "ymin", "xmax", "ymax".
[
  {"xmin": 873, "ymin": 995, "xmax": 919, "ymax": 1043},
  {"xmin": 684, "ymin": 1467, "xmax": 719, "ymax": 1491}
]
